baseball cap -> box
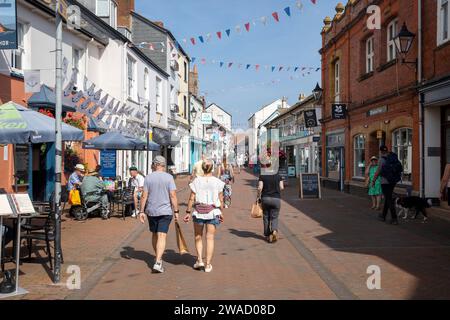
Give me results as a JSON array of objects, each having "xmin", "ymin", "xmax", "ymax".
[
  {"xmin": 152, "ymin": 155, "xmax": 166, "ymax": 166},
  {"xmin": 129, "ymin": 166, "xmax": 138, "ymax": 171},
  {"xmin": 75, "ymin": 164, "xmax": 85, "ymax": 172}
]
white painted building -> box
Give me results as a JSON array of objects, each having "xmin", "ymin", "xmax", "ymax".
[
  {"xmin": 0, "ymin": 0, "xmax": 169, "ymax": 182},
  {"xmin": 247, "ymin": 98, "xmax": 290, "ymax": 163},
  {"xmin": 205, "ymin": 103, "xmax": 233, "ymax": 163}
]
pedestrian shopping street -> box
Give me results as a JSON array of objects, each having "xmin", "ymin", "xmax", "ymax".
[{"xmin": 8, "ymin": 170, "xmax": 450, "ymax": 300}]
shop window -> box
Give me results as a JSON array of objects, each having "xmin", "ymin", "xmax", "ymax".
[
  {"xmin": 354, "ymin": 134, "xmax": 366, "ymax": 178},
  {"xmin": 327, "ymin": 147, "xmax": 341, "ymax": 180},
  {"xmin": 387, "ymin": 19, "xmax": 398, "ymax": 62},
  {"xmin": 14, "ymin": 145, "xmax": 29, "ymax": 185},
  {"xmin": 366, "ymin": 36, "xmax": 374, "ymax": 73},
  {"xmin": 438, "ymin": 0, "xmax": 450, "ymax": 45},
  {"xmin": 392, "ymin": 128, "xmax": 413, "ymax": 183}
]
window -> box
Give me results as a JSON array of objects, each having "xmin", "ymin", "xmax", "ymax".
[
  {"xmin": 96, "ymin": 0, "xmax": 109, "ymax": 16},
  {"xmin": 156, "ymin": 77, "xmax": 162, "ymax": 113},
  {"xmin": 184, "ymin": 61, "xmax": 188, "ymax": 82},
  {"xmin": 144, "ymin": 68, "xmax": 149, "ymax": 100},
  {"xmin": 392, "ymin": 128, "xmax": 413, "ymax": 183},
  {"xmin": 11, "ymin": 23, "xmax": 25, "ymax": 70},
  {"xmin": 334, "ymin": 60, "xmax": 340, "ymax": 102},
  {"xmin": 387, "ymin": 19, "xmax": 398, "ymax": 62},
  {"xmin": 183, "ymin": 95, "xmax": 187, "ymax": 119},
  {"xmin": 72, "ymin": 47, "xmax": 83, "ymax": 85},
  {"xmin": 354, "ymin": 135, "xmax": 366, "ymax": 177},
  {"xmin": 438, "ymin": 0, "xmax": 449, "ymax": 44},
  {"xmin": 96, "ymin": 0, "xmax": 117, "ymax": 28},
  {"xmin": 110, "ymin": 0, "xmax": 117, "ymax": 29},
  {"xmin": 127, "ymin": 56, "xmax": 136, "ymax": 100},
  {"xmin": 366, "ymin": 36, "xmax": 374, "ymax": 73}
]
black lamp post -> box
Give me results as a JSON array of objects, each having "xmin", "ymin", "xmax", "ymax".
[
  {"xmin": 190, "ymin": 107, "xmax": 198, "ymax": 123},
  {"xmin": 394, "ymin": 22, "xmax": 417, "ymax": 67},
  {"xmin": 312, "ymin": 82, "xmax": 323, "ymax": 101}
]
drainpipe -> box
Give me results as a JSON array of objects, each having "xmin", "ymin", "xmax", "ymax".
[{"xmin": 418, "ymin": 0, "xmax": 424, "ymax": 198}]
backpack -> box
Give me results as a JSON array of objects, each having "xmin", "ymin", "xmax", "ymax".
[{"xmin": 380, "ymin": 152, "xmax": 403, "ymax": 184}]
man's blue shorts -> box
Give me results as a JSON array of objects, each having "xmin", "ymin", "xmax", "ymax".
[{"xmin": 148, "ymin": 215, "xmax": 173, "ymax": 233}]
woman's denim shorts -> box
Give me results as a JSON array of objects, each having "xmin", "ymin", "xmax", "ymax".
[{"xmin": 193, "ymin": 216, "xmax": 221, "ymax": 226}]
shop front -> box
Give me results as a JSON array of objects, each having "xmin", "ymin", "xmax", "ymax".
[
  {"xmin": 324, "ymin": 130, "xmax": 345, "ymax": 191},
  {"xmin": 421, "ymin": 78, "xmax": 450, "ymax": 202},
  {"xmin": 281, "ymin": 135, "xmax": 321, "ymax": 178}
]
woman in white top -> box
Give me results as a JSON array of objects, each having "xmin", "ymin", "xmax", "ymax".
[{"xmin": 184, "ymin": 159, "xmax": 225, "ymax": 273}]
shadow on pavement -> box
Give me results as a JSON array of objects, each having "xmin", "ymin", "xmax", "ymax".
[
  {"xmin": 119, "ymin": 246, "xmax": 197, "ymax": 269},
  {"xmin": 281, "ymin": 182, "xmax": 450, "ymax": 299},
  {"xmin": 228, "ymin": 228, "xmax": 266, "ymax": 241}
]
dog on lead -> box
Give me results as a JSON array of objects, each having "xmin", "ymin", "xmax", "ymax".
[{"xmin": 395, "ymin": 196, "xmax": 431, "ymax": 222}]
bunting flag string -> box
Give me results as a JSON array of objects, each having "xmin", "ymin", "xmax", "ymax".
[
  {"xmin": 190, "ymin": 56, "xmax": 320, "ymax": 74},
  {"xmin": 181, "ymin": 0, "xmax": 318, "ymax": 46},
  {"xmin": 199, "ymin": 70, "xmax": 315, "ymax": 96}
]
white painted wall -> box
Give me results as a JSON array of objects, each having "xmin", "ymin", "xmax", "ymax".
[{"xmin": 206, "ymin": 103, "xmax": 232, "ymax": 131}]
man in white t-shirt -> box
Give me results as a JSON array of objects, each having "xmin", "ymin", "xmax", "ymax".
[{"xmin": 129, "ymin": 166, "xmax": 145, "ymax": 218}]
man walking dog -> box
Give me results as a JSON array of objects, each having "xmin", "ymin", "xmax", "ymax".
[
  {"xmin": 373, "ymin": 145, "xmax": 403, "ymax": 225},
  {"xmin": 139, "ymin": 156, "xmax": 179, "ymax": 273}
]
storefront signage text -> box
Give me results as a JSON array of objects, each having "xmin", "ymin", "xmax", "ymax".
[{"xmin": 367, "ymin": 106, "xmax": 388, "ymax": 117}]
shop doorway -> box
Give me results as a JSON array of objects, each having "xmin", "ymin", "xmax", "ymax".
[
  {"xmin": 32, "ymin": 142, "xmax": 55, "ymax": 201},
  {"xmin": 368, "ymin": 130, "xmax": 386, "ymax": 159},
  {"xmin": 441, "ymin": 106, "xmax": 450, "ymax": 176}
]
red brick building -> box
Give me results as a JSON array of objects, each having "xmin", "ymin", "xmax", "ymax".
[{"xmin": 320, "ymin": 0, "xmax": 420, "ymax": 195}]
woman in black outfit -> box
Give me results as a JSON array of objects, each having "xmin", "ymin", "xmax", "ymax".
[{"xmin": 258, "ymin": 171, "xmax": 284, "ymax": 243}]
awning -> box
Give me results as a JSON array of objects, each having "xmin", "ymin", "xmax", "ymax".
[
  {"xmin": 0, "ymin": 101, "xmax": 84, "ymax": 144},
  {"xmin": 83, "ymin": 131, "xmax": 146, "ymax": 151},
  {"xmin": 153, "ymin": 127, "xmax": 181, "ymax": 147},
  {"xmin": 28, "ymin": 84, "xmax": 77, "ymax": 112}
]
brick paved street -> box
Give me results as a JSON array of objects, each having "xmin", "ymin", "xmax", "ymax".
[{"xmin": 53, "ymin": 170, "xmax": 450, "ymax": 300}]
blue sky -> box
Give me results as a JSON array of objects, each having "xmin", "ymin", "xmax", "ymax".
[{"xmin": 136, "ymin": 0, "xmax": 338, "ymax": 128}]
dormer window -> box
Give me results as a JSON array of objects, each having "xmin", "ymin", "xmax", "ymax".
[{"xmin": 96, "ymin": 0, "xmax": 117, "ymax": 29}]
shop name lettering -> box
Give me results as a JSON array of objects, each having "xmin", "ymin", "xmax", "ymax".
[
  {"xmin": 0, "ymin": 41, "xmax": 10, "ymax": 46},
  {"xmin": 0, "ymin": 122, "xmax": 27, "ymax": 129}
]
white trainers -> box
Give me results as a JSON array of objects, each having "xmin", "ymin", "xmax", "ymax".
[
  {"xmin": 204, "ymin": 264, "xmax": 213, "ymax": 273},
  {"xmin": 131, "ymin": 210, "xmax": 138, "ymax": 218},
  {"xmin": 152, "ymin": 261, "xmax": 165, "ymax": 273},
  {"xmin": 193, "ymin": 261, "xmax": 205, "ymax": 270}
]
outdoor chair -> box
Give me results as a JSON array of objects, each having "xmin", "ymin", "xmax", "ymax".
[{"xmin": 21, "ymin": 199, "xmax": 64, "ymax": 270}]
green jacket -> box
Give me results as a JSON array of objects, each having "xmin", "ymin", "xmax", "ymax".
[{"xmin": 80, "ymin": 176, "xmax": 105, "ymax": 202}]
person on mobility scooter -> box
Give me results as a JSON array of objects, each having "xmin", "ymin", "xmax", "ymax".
[{"xmin": 72, "ymin": 170, "xmax": 110, "ymax": 221}]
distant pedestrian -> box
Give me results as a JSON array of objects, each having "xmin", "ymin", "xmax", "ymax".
[
  {"xmin": 139, "ymin": 156, "xmax": 179, "ymax": 273},
  {"xmin": 373, "ymin": 145, "xmax": 403, "ymax": 225},
  {"xmin": 218, "ymin": 156, "xmax": 234, "ymax": 208},
  {"xmin": 184, "ymin": 159, "xmax": 224, "ymax": 273},
  {"xmin": 258, "ymin": 162, "xmax": 284, "ymax": 243},
  {"xmin": 80, "ymin": 170, "xmax": 110, "ymax": 219},
  {"xmin": 129, "ymin": 166, "xmax": 145, "ymax": 218},
  {"xmin": 191, "ymin": 154, "xmax": 206, "ymax": 181},
  {"xmin": 366, "ymin": 156, "xmax": 382, "ymax": 210}
]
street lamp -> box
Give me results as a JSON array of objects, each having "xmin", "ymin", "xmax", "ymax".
[
  {"xmin": 190, "ymin": 107, "xmax": 198, "ymax": 123},
  {"xmin": 394, "ymin": 23, "xmax": 417, "ymax": 67},
  {"xmin": 312, "ymin": 82, "xmax": 323, "ymax": 101}
]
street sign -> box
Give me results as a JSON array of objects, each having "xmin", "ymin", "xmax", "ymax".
[
  {"xmin": 201, "ymin": 112, "xmax": 213, "ymax": 125},
  {"xmin": 0, "ymin": 0, "xmax": 18, "ymax": 50},
  {"xmin": 332, "ymin": 103, "xmax": 347, "ymax": 120},
  {"xmin": 299, "ymin": 173, "xmax": 322, "ymax": 199},
  {"xmin": 304, "ymin": 109, "xmax": 318, "ymax": 128}
]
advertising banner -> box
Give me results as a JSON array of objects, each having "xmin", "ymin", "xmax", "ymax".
[{"xmin": 0, "ymin": 0, "xmax": 17, "ymax": 50}]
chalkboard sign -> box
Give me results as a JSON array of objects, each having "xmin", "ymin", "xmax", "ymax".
[{"xmin": 299, "ymin": 173, "xmax": 321, "ymax": 199}]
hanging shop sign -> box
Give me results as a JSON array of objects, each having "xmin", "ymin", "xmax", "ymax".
[
  {"xmin": 201, "ymin": 112, "xmax": 213, "ymax": 125},
  {"xmin": 304, "ymin": 109, "xmax": 318, "ymax": 128},
  {"xmin": 0, "ymin": 0, "xmax": 18, "ymax": 50},
  {"xmin": 331, "ymin": 104, "xmax": 347, "ymax": 120}
]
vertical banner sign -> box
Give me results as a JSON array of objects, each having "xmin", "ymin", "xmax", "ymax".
[
  {"xmin": 332, "ymin": 103, "xmax": 347, "ymax": 120},
  {"xmin": 100, "ymin": 150, "xmax": 117, "ymax": 178},
  {"xmin": 0, "ymin": 0, "xmax": 17, "ymax": 50},
  {"xmin": 304, "ymin": 109, "xmax": 318, "ymax": 128}
]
